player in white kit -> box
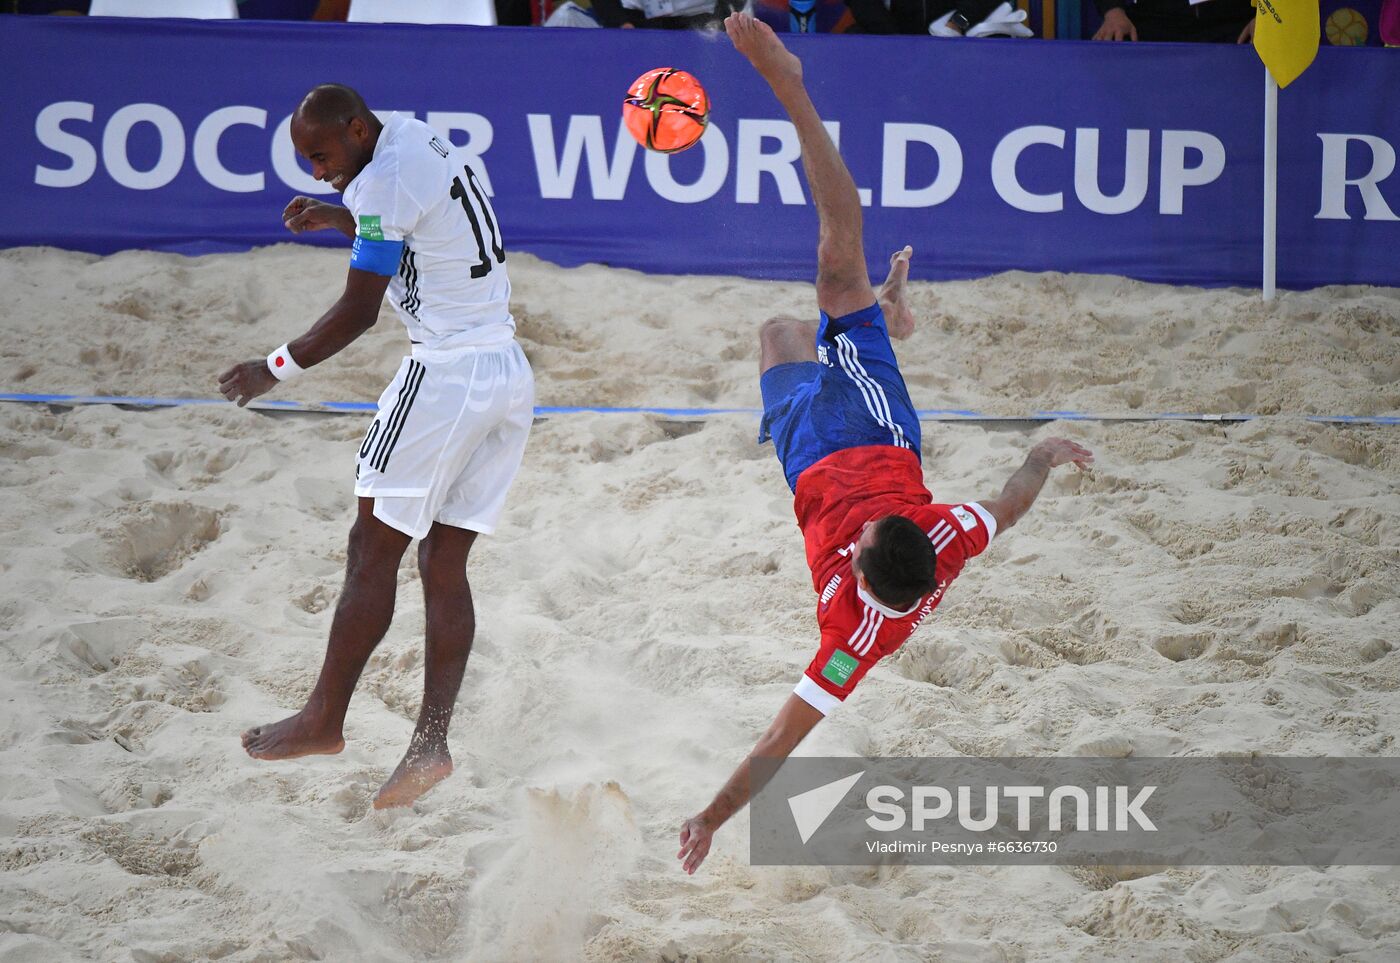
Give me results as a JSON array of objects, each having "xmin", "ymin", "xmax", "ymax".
[{"xmin": 218, "ymin": 85, "xmax": 533, "ymax": 809}]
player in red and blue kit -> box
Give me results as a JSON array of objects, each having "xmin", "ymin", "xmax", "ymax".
[{"xmin": 678, "ymin": 13, "xmax": 1095, "ymax": 874}]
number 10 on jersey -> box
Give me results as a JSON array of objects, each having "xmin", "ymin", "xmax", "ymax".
[{"xmin": 449, "ymin": 165, "xmax": 504, "ymax": 279}]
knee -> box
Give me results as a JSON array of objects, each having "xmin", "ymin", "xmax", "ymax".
[
  {"xmin": 347, "ymin": 517, "xmax": 407, "ymax": 574},
  {"xmin": 759, "ymin": 315, "xmax": 805, "ymax": 346},
  {"xmin": 815, "ymin": 272, "xmax": 870, "ymax": 311},
  {"xmin": 417, "ymin": 531, "xmax": 471, "ymax": 584},
  {"xmin": 417, "ymin": 537, "xmax": 445, "ymax": 582}
]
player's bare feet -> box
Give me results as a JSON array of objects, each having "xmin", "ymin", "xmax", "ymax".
[
  {"xmin": 725, "ymin": 13, "xmax": 803, "ymax": 90},
  {"xmin": 241, "ymin": 710, "xmax": 345, "ymax": 760},
  {"xmin": 373, "ymin": 739, "xmax": 453, "ymax": 809},
  {"xmin": 880, "ymin": 245, "xmax": 917, "ymax": 340}
]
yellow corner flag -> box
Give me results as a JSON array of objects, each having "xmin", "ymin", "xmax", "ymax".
[{"xmin": 1254, "ymin": 0, "xmax": 1321, "ymax": 88}]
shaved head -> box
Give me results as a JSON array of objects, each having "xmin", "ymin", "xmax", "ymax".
[
  {"xmin": 294, "ymin": 83, "xmax": 375, "ymax": 130},
  {"xmin": 289, "ymin": 84, "xmax": 382, "ymax": 193}
]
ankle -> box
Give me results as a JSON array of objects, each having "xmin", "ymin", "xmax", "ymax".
[
  {"xmin": 407, "ymin": 731, "xmax": 451, "ymax": 759},
  {"xmin": 300, "ymin": 698, "xmax": 345, "ymax": 734}
]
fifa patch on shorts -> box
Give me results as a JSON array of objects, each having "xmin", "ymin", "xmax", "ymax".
[
  {"xmin": 952, "ymin": 506, "xmax": 977, "ymax": 531},
  {"xmin": 821, "ymin": 650, "xmax": 859, "ymax": 686},
  {"xmin": 358, "ymin": 214, "xmax": 384, "ymax": 241}
]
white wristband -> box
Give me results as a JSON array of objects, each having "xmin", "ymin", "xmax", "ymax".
[{"xmin": 266, "ymin": 343, "xmax": 306, "ymax": 381}]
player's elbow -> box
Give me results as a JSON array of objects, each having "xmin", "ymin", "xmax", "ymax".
[
  {"xmin": 336, "ymin": 297, "xmax": 380, "ymax": 333},
  {"xmin": 750, "ymin": 728, "xmax": 787, "ymax": 760},
  {"xmin": 982, "ymin": 497, "xmax": 1024, "ymax": 534},
  {"xmin": 751, "ymin": 720, "xmax": 808, "ymax": 763}
]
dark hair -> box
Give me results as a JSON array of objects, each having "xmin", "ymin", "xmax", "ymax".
[{"xmin": 857, "ymin": 515, "xmax": 938, "ymax": 611}]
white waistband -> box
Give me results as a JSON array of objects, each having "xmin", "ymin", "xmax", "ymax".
[{"xmin": 410, "ymin": 338, "xmax": 517, "ymax": 363}]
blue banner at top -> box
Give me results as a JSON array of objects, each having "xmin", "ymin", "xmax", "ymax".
[{"xmin": 2, "ymin": 17, "xmax": 1397, "ymax": 288}]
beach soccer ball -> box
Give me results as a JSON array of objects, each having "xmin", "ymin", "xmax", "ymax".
[
  {"xmin": 1325, "ymin": 8, "xmax": 1368, "ymax": 45},
  {"xmin": 623, "ymin": 68, "xmax": 710, "ymax": 154}
]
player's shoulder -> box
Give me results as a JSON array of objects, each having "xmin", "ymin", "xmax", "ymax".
[
  {"xmin": 817, "ymin": 579, "xmax": 872, "ymax": 636},
  {"xmin": 387, "ymin": 114, "xmax": 448, "ymax": 156},
  {"xmin": 377, "ymin": 114, "xmax": 448, "ymax": 177},
  {"xmin": 818, "ymin": 580, "xmax": 917, "ymax": 660},
  {"xmin": 930, "ymin": 501, "xmax": 995, "ymax": 537}
]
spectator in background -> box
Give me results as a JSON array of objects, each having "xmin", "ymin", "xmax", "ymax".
[
  {"xmin": 590, "ymin": 0, "xmax": 740, "ymax": 28},
  {"xmin": 313, "ymin": 0, "xmax": 531, "ymax": 24},
  {"xmin": 844, "ymin": 0, "xmax": 1030, "ymax": 36},
  {"xmin": 1381, "ymin": 0, "xmax": 1399, "ymax": 45},
  {"xmin": 1092, "ymin": 0, "xmax": 1256, "ymax": 42}
]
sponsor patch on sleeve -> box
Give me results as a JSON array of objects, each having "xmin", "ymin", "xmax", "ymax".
[
  {"xmin": 821, "ymin": 650, "xmax": 859, "ymax": 687},
  {"xmin": 952, "ymin": 505, "xmax": 977, "ymax": 531},
  {"xmin": 357, "ymin": 214, "xmax": 384, "ymax": 241}
]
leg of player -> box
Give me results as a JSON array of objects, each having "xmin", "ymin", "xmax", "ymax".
[
  {"xmin": 725, "ymin": 11, "xmax": 872, "ymax": 321},
  {"xmin": 879, "ymin": 245, "xmax": 917, "ymax": 341},
  {"xmin": 241, "ymin": 498, "xmax": 411, "ymax": 760},
  {"xmin": 373, "ymin": 523, "xmax": 478, "ymax": 809},
  {"xmin": 763, "ymin": 248, "xmax": 915, "ymax": 365},
  {"xmin": 759, "ymin": 315, "xmax": 818, "ymax": 374}
]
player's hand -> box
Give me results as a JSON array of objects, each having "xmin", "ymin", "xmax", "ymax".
[
  {"xmin": 1032, "ymin": 437, "xmax": 1094, "ymax": 470},
  {"xmin": 1092, "ymin": 7, "xmax": 1137, "ymax": 40},
  {"xmin": 217, "ymin": 359, "xmax": 278, "ymax": 407},
  {"xmin": 1237, "ymin": 16, "xmax": 1256, "ymax": 43},
  {"xmin": 282, "ymin": 196, "xmax": 342, "ymax": 234},
  {"xmin": 678, "ymin": 814, "xmax": 716, "ymax": 875}
]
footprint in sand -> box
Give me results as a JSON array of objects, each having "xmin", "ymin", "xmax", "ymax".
[
  {"xmin": 144, "ymin": 447, "xmax": 244, "ymax": 490},
  {"xmin": 46, "ymin": 617, "xmax": 148, "ymax": 675},
  {"xmin": 147, "ymin": 657, "xmax": 227, "ymax": 713},
  {"xmin": 1154, "ymin": 631, "xmax": 1213, "ymax": 662},
  {"xmin": 65, "ymin": 503, "xmax": 221, "ymax": 582},
  {"xmin": 80, "ymin": 822, "xmax": 201, "ymax": 879},
  {"xmin": 890, "ymin": 639, "xmax": 995, "ymax": 690},
  {"xmin": 44, "ymin": 719, "xmax": 106, "ymax": 747},
  {"xmin": 1358, "ymin": 639, "xmax": 1392, "ymax": 663},
  {"xmin": 513, "ymin": 309, "xmax": 600, "ymax": 352},
  {"xmin": 293, "ymin": 476, "xmax": 345, "ymax": 522}
]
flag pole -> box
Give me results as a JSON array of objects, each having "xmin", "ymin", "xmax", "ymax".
[{"xmin": 1263, "ymin": 68, "xmax": 1278, "ymax": 301}]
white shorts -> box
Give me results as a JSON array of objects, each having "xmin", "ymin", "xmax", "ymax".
[{"xmin": 353, "ymin": 340, "xmax": 534, "ymax": 539}]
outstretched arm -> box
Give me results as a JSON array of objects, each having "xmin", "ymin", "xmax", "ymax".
[
  {"xmin": 981, "ymin": 437, "xmax": 1094, "ymax": 533},
  {"xmin": 217, "ymin": 267, "xmax": 392, "ymax": 407},
  {"xmin": 678, "ymin": 693, "xmax": 824, "ymax": 874}
]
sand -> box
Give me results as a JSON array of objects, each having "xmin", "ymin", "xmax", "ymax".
[{"xmin": 1, "ymin": 244, "xmax": 1398, "ymax": 962}]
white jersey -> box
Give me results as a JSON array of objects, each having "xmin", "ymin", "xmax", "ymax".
[{"xmin": 343, "ymin": 113, "xmax": 514, "ymax": 350}]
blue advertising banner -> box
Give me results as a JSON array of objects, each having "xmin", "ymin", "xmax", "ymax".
[{"xmin": 3, "ymin": 17, "xmax": 1397, "ymax": 288}]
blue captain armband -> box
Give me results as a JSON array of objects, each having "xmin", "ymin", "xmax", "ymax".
[{"xmin": 349, "ymin": 235, "xmax": 404, "ymax": 276}]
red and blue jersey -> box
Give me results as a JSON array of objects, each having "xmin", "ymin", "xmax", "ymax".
[{"xmin": 791, "ymin": 444, "xmax": 997, "ymax": 714}]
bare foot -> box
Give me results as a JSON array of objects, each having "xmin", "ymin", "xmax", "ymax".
[
  {"xmin": 241, "ymin": 711, "xmax": 345, "ymax": 761},
  {"xmin": 880, "ymin": 245, "xmax": 917, "ymax": 340},
  {"xmin": 725, "ymin": 12, "xmax": 802, "ymax": 90},
  {"xmin": 373, "ymin": 742, "xmax": 453, "ymax": 809}
]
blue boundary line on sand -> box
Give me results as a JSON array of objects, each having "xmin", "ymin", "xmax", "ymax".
[{"xmin": 1, "ymin": 392, "xmax": 1397, "ymax": 425}]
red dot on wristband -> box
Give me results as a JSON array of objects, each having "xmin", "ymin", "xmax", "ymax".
[{"xmin": 275, "ymin": 357, "xmax": 285, "ymax": 368}]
